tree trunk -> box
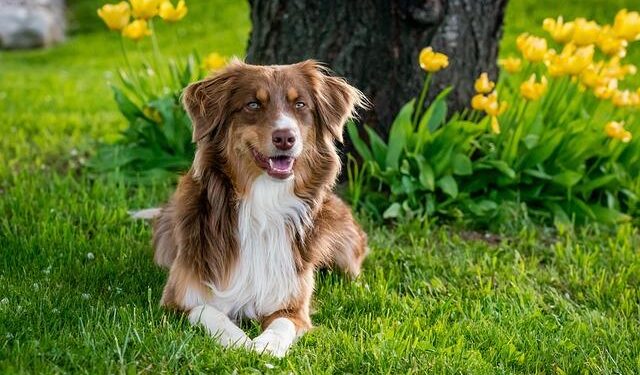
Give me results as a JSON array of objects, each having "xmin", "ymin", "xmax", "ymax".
[{"xmin": 246, "ymin": 0, "xmax": 507, "ymax": 138}]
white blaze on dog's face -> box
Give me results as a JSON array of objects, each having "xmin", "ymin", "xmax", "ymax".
[
  {"xmin": 238, "ymin": 84, "xmax": 311, "ymax": 180},
  {"xmin": 203, "ymin": 65, "xmax": 317, "ymax": 184}
]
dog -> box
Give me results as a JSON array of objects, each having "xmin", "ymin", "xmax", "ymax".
[{"xmin": 152, "ymin": 59, "xmax": 369, "ymax": 357}]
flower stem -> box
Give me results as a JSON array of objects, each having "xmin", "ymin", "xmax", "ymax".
[
  {"xmin": 557, "ymin": 81, "xmax": 581, "ymax": 126},
  {"xmin": 586, "ymin": 95, "xmax": 601, "ymax": 127},
  {"xmin": 119, "ymin": 37, "xmax": 145, "ymax": 101},
  {"xmin": 505, "ymin": 100, "xmax": 529, "ymax": 161},
  {"xmin": 544, "ymin": 76, "xmax": 568, "ymax": 121},
  {"xmin": 413, "ymin": 73, "xmax": 432, "ymax": 128},
  {"xmin": 119, "ymin": 37, "xmax": 133, "ymax": 75},
  {"xmin": 148, "ymin": 19, "xmax": 166, "ymax": 92},
  {"xmin": 135, "ymin": 41, "xmax": 157, "ymax": 97}
]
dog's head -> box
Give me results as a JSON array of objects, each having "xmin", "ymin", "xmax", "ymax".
[{"xmin": 183, "ymin": 59, "xmax": 366, "ymax": 194}]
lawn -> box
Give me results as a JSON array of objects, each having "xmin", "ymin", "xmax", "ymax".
[{"xmin": 1, "ymin": 0, "xmax": 639, "ymax": 373}]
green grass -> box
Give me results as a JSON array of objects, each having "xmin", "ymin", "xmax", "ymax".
[{"xmin": 1, "ymin": 0, "xmax": 640, "ymax": 373}]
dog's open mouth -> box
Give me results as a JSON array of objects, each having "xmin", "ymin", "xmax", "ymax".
[{"xmin": 251, "ymin": 148, "xmax": 295, "ymax": 179}]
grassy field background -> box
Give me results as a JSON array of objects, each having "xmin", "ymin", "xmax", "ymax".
[{"xmin": 1, "ymin": 0, "xmax": 639, "ymax": 373}]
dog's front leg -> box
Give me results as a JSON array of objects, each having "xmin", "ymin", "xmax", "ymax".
[
  {"xmin": 253, "ymin": 272, "xmax": 313, "ymax": 358},
  {"xmin": 252, "ymin": 317, "xmax": 300, "ymax": 358},
  {"xmin": 189, "ymin": 305, "xmax": 252, "ymax": 348}
]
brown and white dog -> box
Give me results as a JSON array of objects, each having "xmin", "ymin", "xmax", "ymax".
[{"xmin": 151, "ymin": 59, "xmax": 369, "ymax": 357}]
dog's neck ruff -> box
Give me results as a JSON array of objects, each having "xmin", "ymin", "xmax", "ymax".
[{"xmin": 209, "ymin": 174, "xmax": 310, "ymax": 320}]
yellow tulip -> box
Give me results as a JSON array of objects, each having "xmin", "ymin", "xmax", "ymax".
[
  {"xmin": 490, "ymin": 116, "xmax": 501, "ymax": 134},
  {"xmin": 547, "ymin": 65, "xmax": 565, "ymax": 77},
  {"xmin": 498, "ymin": 56, "xmax": 522, "ymax": 74},
  {"xmin": 484, "ymin": 91, "xmax": 508, "ymax": 117},
  {"xmin": 545, "ymin": 43, "xmax": 593, "ymax": 77},
  {"xmin": 543, "ymin": 16, "xmax": 575, "ymax": 43},
  {"xmin": 612, "ymin": 89, "xmax": 634, "ymax": 107},
  {"xmin": 632, "ymin": 91, "xmax": 640, "ymax": 107},
  {"xmin": 97, "ymin": 2, "xmax": 130, "ymax": 31},
  {"xmin": 474, "ymin": 73, "xmax": 495, "ymax": 94},
  {"xmin": 520, "ymin": 74, "xmax": 548, "ymax": 101},
  {"xmin": 563, "ymin": 44, "xmax": 594, "ymax": 75},
  {"xmin": 625, "ymin": 64, "xmax": 638, "ymax": 76},
  {"xmin": 471, "ymin": 94, "xmax": 489, "ymax": 111},
  {"xmin": 597, "ymin": 26, "xmax": 628, "ymax": 58},
  {"xmin": 594, "ymin": 79, "xmax": 618, "ymax": 100},
  {"xmin": 544, "ymin": 49, "xmax": 566, "ymax": 77},
  {"xmin": 130, "ymin": 0, "xmax": 161, "ymax": 20},
  {"xmin": 605, "ymin": 121, "xmax": 632, "ymax": 142},
  {"xmin": 203, "ymin": 52, "xmax": 226, "ymax": 71},
  {"xmin": 600, "ymin": 57, "xmax": 636, "ymax": 80},
  {"xmin": 122, "ymin": 19, "xmax": 152, "ymax": 41},
  {"xmin": 159, "ymin": 0, "xmax": 187, "ymax": 22},
  {"xmin": 605, "ymin": 121, "xmax": 623, "ymax": 137},
  {"xmin": 517, "ymin": 33, "xmax": 547, "ymax": 62},
  {"xmin": 419, "ymin": 47, "xmax": 449, "ymax": 73},
  {"xmin": 516, "ymin": 34, "xmax": 527, "ymax": 51},
  {"xmin": 474, "ymin": 91, "xmax": 506, "ymax": 134},
  {"xmin": 572, "ymin": 18, "xmax": 600, "ymax": 46},
  {"xmin": 621, "ymin": 131, "xmax": 632, "ymax": 142},
  {"xmin": 613, "ymin": 9, "xmax": 640, "ymax": 41},
  {"xmin": 580, "ymin": 64, "xmax": 606, "ymax": 88}
]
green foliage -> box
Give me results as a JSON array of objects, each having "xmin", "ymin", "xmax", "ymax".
[
  {"xmin": 348, "ymin": 71, "xmax": 640, "ymax": 228},
  {"xmin": 476, "ymin": 81, "xmax": 640, "ymax": 227},
  {"xmin": 86, "ymin": 2, "xmax": 231, "ymax": 183},
  {"xmin": 347, "ymin": 91, "xmax": 487, "ymax": 223},
  {"xmin": 88, "ymin": 56, "xmax": 201, "ymax": 182}
]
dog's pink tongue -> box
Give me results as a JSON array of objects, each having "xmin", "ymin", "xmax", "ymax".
[{"xmin": 269, "ymin": 157, "xmax": 294, "ymax": 172}]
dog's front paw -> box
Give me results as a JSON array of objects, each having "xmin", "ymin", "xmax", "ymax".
[
  {"xmin": 251, "ymin": 330, "xmax": 290, "ymax": 358},
  {"xmin": 251, "ymin": 317, "xmax": 297, "ymax": 358}
]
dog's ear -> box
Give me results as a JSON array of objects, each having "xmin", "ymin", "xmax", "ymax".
[
  {"xmin": 299, "ymin": 60, "xmax": 368, "ymax": 143},
  {"xmin": 182, "ymin": 60, "xmax": 242, "ymax": 142}
]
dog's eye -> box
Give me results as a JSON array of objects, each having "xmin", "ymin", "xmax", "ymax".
[
  {"xmin": 295, "ymin": 101, "xmax": 305, "ymax": 109},
  {"xmin": 246, "ymin": 101, "xmax": 261, "ymax": 110}
]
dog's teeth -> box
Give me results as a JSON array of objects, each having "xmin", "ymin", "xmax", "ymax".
[{"xmin": 267, "ymin": 156, "xmax": 293, "ymax": 173}]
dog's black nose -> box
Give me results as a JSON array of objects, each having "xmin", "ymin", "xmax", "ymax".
[{"xmin": 272, "ymin": 129, "xmax": 296, "ymax": 150}]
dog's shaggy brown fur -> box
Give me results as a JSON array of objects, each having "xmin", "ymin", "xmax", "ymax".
[{"xmin": 152, "ymin": 59, "xmax": 368, "ymax": 355}]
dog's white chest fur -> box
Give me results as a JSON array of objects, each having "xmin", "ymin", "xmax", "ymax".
[{"xmin": 210, "ymin": 174, "xmax": 309, "ymax": 320}]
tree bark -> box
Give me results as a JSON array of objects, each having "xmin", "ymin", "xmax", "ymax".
[{"xmin": 246, "ymin": 0, "xmax": 507, "ymax": 138}]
